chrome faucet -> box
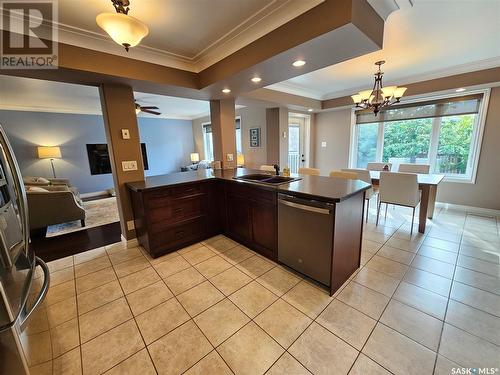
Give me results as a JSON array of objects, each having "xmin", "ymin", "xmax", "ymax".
[{"xmin": 273, "ymin": 164, "xmax": 280, "ymax": 175}]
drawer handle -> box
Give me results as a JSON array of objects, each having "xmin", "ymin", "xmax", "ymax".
[
  {"xmin": 173, "ymin": 208, "xmax": 183, "ymax": 213},
  {"xmin": 175, "ymin": 230, "xmax": 185, "ymax": 237}
]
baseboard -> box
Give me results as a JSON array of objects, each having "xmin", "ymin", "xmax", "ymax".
[
  {"xmin": 121, "ymin": 235, "xmax": 139, "ymax": 248},
  {"xmin": 436, "ymin": 201, "xmax": 500, "ymax": 217},
  {"xmin": 80, "ymin": 190, "xmax": 111, "ymax": 199}
]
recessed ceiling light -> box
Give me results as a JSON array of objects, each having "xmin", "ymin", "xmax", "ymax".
[
  {"xmin": 222, "ymin": 88, "xmax": 231, "ymax": 94},
  {"xmin": 292, "ymin": 60, "xmax": 306, "ymax": 67},
  {"xmin": 456, "ymin": 88, "xmax": 466, "ymax": 92},
  {"xmin": 251, "ymin": 77, "xmax": 262, "ymax": 83},
  {"xmin": 308, "ymin": 108, "xmax": 314, "ymax": 112}
]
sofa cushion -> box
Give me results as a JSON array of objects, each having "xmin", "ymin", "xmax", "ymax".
[
  {"xmin": 24, "ymin": 176, "xmax": 50, "ymax": 185},
  {"xmin": 26, "ymin": 186, "xmax": 49, "ymax": 192}
]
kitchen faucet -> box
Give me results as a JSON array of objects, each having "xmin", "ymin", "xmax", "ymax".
[{"xmin": 273, "ymin": 164, "xmax": 280, "ymax": 175}]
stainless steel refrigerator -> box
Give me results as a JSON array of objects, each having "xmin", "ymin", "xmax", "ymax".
[{"xmin": 0, "ymin": 125, "xmax": 50, "ymax": 375}]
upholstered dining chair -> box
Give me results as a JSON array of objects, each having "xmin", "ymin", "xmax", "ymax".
[
  {"xmin": 342, "ymin": 168, "xmax": 375, "ymax": 222},
  {"xmin": 329, "ymin": 171, "xmax": 358, "ymax": 179},
  {"xmin": 259, "ymin": 165, "xmax": 275, "ymax": 172},
  {"xmin": 397, "ymin": 163, "xmax": 430, "ymax": 174},
  {"xmin": 377, "ymin": 171, "xmax": 421, "ymax": 234},
  {"xmin": 367, "ymin": 162, "xmax": 392, "ymax": 171},
  {"xmin": 298, "ymin": 167, "xmax": 320, "ymax": 176}
]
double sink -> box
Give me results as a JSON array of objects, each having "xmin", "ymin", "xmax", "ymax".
[{"xmin": 234, "ymin": 173, "xmax": 301, "ymax": 185}]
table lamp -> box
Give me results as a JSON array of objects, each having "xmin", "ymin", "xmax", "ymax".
[
  {"xmin": 237, "ymin": 153, "xmax": 245, "ymax": 167},
  {"xmin": 38, "ymin": 146, "xmax": 61, "ymax": 178},
  {"xmin": 190, "ymin": 152, "xmax": 200, "ymax": 164}
]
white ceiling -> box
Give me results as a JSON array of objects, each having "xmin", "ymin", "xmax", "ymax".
[
  {"xmin": 0, "ymin": 75, "xmax": 212, "ymax": 120},
  {"xmin": 53, "ymin": 0, "xmax": 322, "ymax": 71},
  {"xmin": 268, "ymin": 0, "xmax": 500, "ymax": 100}
]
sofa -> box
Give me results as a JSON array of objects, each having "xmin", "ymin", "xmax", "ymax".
[{"xmin": 24, "ymin": 178, "xmax": 86, "ymax": 237}]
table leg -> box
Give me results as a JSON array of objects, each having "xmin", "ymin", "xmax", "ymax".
[
  {"xmin": 419, "ymin": 185, "xmax": 430, "ymax": 233},
  {"xmin": 427, "ymin": 185, "xmax": 437, "ymax": 219}
]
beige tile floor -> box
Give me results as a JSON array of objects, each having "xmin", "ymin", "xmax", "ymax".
[{"xmin": 24, "ymin": 200, "xmax": 500, "ymax": 375}]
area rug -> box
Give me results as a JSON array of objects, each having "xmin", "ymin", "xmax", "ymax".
[{"xmin": 46, "ymin": 197, "xmax": 120, "ymax": 237}]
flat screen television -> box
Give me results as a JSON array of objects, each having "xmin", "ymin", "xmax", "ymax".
[{"xmin": 86, "ymin": 143, "xmax": 149, "ymax": 175}]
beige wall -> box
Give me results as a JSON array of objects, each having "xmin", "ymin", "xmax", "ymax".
[
  {"xmin": 192, "ymin": 106, "xmax": 267, "ymax": 169},
  {"xmin": 312, "ymin": 88, "xmax": 500, "ymax": 210},
  {"xmin": 313, "ymin": 108, "xmax": 353, "ymax": 175}
]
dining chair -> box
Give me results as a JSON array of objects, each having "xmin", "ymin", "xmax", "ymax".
[
  {"xmin": 367, "ymin": 162, "xmax": 392, "ymax": 171},
  {"xmin": 398, "ymin": 163, "xmax": 430, "ymax": 174},
  {"xmin": 342, "ymin": 168, "xmax": 375, "ymax": 222},
  {"xmin": 259, "ymin": 165, "xmax": 275, "ymax": 172},
  {"xmin": 377, "ymin": 171, "xmax": 421, "ymax": 234},
  {"xmin": 298, "ymin": 167, "xmax": 320, "ymax": 176},
  {"xmin": 329, "ymin": 171, "xmax": 358, "ymax": 179}
]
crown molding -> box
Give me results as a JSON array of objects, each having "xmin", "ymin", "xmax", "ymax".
[
  {"xmin": 321, "ymin": 56, "xmax": 500, "ymax": 100},
  {"xmin": 266, "ymin": 81, "xmax": 324, "ymax": 100},
  {"xmin": 8, "ymin": 0, "xmax": 322, "ymax": 72}
]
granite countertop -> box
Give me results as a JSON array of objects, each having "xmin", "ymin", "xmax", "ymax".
[{"xmin": 127, "ymin": 168, "xmax": 371, "ymax": 203}]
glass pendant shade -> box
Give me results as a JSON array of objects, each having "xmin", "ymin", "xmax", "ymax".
[
  {"xmin": 351, "ymin": 94, "xmax": 362, "ymax": 104},
  {"xmin": 96, "ymin": 12, "xmax": 149, "ymax": 50},
  {"xmin": 381, "ymin": 85, "xmax": 397, "ymax": 98},
  {"xmin": 358, "ymin": 90, "xmax": 373, "ymax": 101},
  {"xmin": 393, "ymin": 87, "xmax": 408, "ymax": 98}
]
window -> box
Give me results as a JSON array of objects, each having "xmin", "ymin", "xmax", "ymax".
[
  {"xmin": 351, "ymin": 92, "xmax": 487, "ymax": 182},
  {"xmin": 202, "ymin": 117, "xmax": 242, "ymax": 161},
  {"xmin": 355, "ymin": 123, "xmax": 378, "ymax": 168},
  {"xmin": 202, "ymin": 123, "xmax": 213, "ymax": 161}
]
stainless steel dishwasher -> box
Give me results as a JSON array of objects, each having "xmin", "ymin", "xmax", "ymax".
[{"xmin": 278, "ymin": 193, "xmax": 334, "ymax": 286}]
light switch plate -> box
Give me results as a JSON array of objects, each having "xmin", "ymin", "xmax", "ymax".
[
  {"xmin": 226, "ymin": 153, "xmax": 234, "ymax": 162},
  {"xmin": 321, "ymin": 141, "xmax": 327, "ymax": 148},
  {"xmin": 122, "ymin": 160, "xmax": 138, "ymax": 171},
  {"xmin": 121, "ymin": 129, "xmax": 130, "ymax": 139},
  {"xmin": 126, "ymin": 220, "xmax": 135, "ymax": 230}
]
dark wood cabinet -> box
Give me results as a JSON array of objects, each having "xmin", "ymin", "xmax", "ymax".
[
  {"xmin": 129, "ymin": 181, "xmax": 212, "ymax": 257},
  {"xmin": 224, "ymin": 182, "xmax": 278, "ymax": 260},
  {"xmin": 129, "ymin": 178, "xmax": 278, "ymax": 259}
]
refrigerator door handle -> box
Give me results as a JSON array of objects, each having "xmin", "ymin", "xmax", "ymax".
[{"xmin": 19, "ymin": 257, "xmax": 49, "ymax": 329}]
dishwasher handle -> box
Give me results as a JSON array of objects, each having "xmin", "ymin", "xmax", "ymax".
[{"xmin": 278, "ymin": 194, "xmax": 333, "ymax": 215}]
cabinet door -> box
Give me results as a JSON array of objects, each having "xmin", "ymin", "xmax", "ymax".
[
  {"xmin": 226, "ymin": 194, "xmax": 252, "ymax": 243},
  {"xmin": 251, "ymin": 201, "xmax": 277, "ymax": 253}
]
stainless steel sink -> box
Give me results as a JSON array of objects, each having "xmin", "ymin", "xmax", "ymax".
[{"xmin": 234, "ymin": 174, "xmax": 301, "ymax": 185}]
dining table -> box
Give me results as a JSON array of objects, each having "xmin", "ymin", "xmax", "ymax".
[{"xmin": 369, "ymin": 171, "xmax": 445, "ymax": 233}]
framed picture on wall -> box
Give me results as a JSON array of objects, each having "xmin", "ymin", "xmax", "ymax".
[{"xmin": 249, "ymin": 127, "xmax": 261, "ymax": 148}]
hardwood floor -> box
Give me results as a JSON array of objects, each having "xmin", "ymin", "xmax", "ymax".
[{"xmin": 31, "ymin": 221, "xmax": 121, "ymax": 262}]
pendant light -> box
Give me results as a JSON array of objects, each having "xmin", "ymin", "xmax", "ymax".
[
  {"xmin": 96, "ymin": 0, "xmax": 149, "ymax": 52},
  {"xmin": 351, "ymin": 61, "xmax": 407, "ymax": 115}
]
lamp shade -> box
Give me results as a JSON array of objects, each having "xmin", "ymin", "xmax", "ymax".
[
  {"xmin": 237, "ymin": 154, "xmax": 245, "ymax": 166},
  {"xmin": 190, "ymin": 153, "xmax": 200, "ymax": 163},
  {"xmin": 96, "ymin": 13, "xmax": 149, "ymax": 50},
  {"xmin": 38, "ymin": 146, "xmax": 61, "ymax": 159}
]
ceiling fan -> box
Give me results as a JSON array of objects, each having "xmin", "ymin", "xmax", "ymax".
[{"xmin": 135, "ymin": 101, "xmax": 161, "ymax": 115}]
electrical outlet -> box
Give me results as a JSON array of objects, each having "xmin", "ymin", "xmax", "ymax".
[
  {"xmin": 321, "ymin": 141, "xmax": 327, "ymax": 148},
  {"xmin": 226, "ymin": 153, "xmax": 234, "ymax": 162},
  {"xmin": 122, "ymin": 160, "xmax": 138, "ymax": 171},
  {"xmin": 126, "ymin": 220, "xmax": 135, "ymax": 230},
  {"xmin": 121, "ymin": 129, "xmax": 130, "ymax": 139}
]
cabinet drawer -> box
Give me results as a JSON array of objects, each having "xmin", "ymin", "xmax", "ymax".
[
  {"xmin": 171, "ymin": 183, "xmax": 204, "ymax": 198},
  {"xmin": 149, "ymin": 196, "xmax": 205, "ymax": 227},
  {"xmin": 145, "ymin": 189, "xmax": 171, "ymax": 208},
  {"xmin": 150, "ymin": 218, "xmax": 205, "ymax": 249},
  {"xmin": 227, "ymin": 183, "xmax": 276, "ymax": 204}
]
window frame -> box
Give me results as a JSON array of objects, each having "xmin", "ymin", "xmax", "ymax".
[
  {"xmin": 349, "ymin": 89, "xmax": 490, "ymax": 184},
  {"xmin": 201, "ymin": 116, "xmax": 243, "ymax": 162},
  {"xmin": 201, "ymin": 121, "xmax": 214, "ymax": 161}
]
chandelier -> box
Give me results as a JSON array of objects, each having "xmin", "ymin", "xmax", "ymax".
[
  {"xmin": 351, "ymin": 61, "xmax": 407, "ymax": 115},
  {"xmin": 96, "ymin": 0, "xmax": 149, "ymax": 52}
]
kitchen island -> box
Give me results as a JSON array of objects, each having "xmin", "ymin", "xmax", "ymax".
[{"xmin": 127, "ymin": 168, "xmax": 370, "ymax": 295}]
